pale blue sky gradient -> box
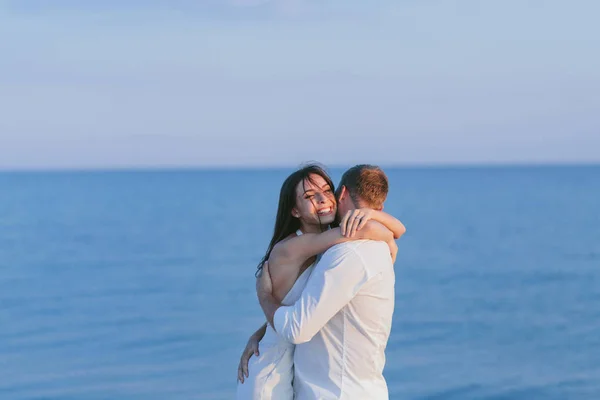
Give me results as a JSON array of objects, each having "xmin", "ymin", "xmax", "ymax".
[{"xmin": 1, "ymin": 0, "xmax": 599, "ymax": 169}]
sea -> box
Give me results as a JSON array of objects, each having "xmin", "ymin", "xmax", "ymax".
[{"xmin": 0, "ymin": 166, "xmax": 598, "ymax": 400}]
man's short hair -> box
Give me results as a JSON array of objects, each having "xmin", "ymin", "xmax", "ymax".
[{"xmin": 337, "ymin": 164, "xmax": 389, "ymax": 209}]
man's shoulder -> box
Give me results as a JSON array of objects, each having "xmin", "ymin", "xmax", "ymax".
[
  {"xmin": 320, "ymin": 240, "xmax": 389, "ymax": 267},
  {"xmin": 321, "ymin": 241, "xmax": 361, "ymax": 258},
  {"xmin": 353, "ymin": 239, "xmax": 390, "ymax": 254},
  {"xmin": 350, "ymin": 241, "xmax": 393, "ymax": 275},
  {"xmin": 324, "ymin": 240, "xmax": 387, "ymax": 254},
  {"xmin": 317, "ymin": 242, "xmax": 366, "ymax": 272}
]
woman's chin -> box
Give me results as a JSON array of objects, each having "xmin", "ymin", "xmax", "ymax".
[{"xmin": 318, "ymin": 213, "xmax": 336, "ymax": 226}]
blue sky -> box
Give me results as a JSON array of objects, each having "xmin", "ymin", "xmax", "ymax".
[{"xmin": 1, "ymin": 0, "xmax": 599, "ymax": 169}]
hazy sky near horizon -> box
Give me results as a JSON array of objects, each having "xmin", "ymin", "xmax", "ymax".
[{"xmin": 1, "ymin": 0, "xmax": 599, "ymax": 169}]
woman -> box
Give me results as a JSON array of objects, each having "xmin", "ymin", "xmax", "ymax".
[{"xmin": 236, "ymin": 164, "xmax": 405, "ymax": 399}]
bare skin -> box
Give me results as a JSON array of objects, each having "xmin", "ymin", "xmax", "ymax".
[
  {"xmin": 237, "ymin": 175, "xmax": 406, "ymax": 383},
  {"xmin": 237, "ymin": 218, "xmax": 403, "ymax": 382}
]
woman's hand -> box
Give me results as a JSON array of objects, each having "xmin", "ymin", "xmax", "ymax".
[
  {"xmin": 237, "ymin": 333, "xmax": 260, "ymax": 384},
  {"xmin": 340, "ymin": 208, "xmax": 374, "ymax": 238}
]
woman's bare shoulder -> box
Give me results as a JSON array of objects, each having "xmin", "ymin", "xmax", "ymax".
[{"xmin": 271, "ymin": 232, "xmax": 301, "ymax": 258}]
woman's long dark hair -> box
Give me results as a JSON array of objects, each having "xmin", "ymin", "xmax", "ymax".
[{"xmin": 256, "ymin": 164, "xmax": 335, "ymax": 277}]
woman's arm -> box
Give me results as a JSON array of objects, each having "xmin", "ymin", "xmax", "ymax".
[
  {"xmin": 269, "ymin": 228, "xmax": 355, "ymax": 266},
  {"xmin": 237, "ymin": 322, "xmax": 267, "ymax": 383},
  {"xmin": 368, "ymin": 210, "xmax": 406, "ymax": 239},
  {"xmin": 267, "ymin": 209, "xmax": 404, "ymax": 300},
  {"xmin": 270, "ymin": 219, "xmax": 394, "ymax": 267},
  {"xmin": 253, "ymin": 322, "xmax": 267, "ymax": 342},
  {"xmin": 268, "ymin": 225, "xmax": 393, "ymax": 302},
  {"xmin": 267, "ymin": 221, "xmax": 397, "ymax": 301},
  {"xmin": 341, "ymin": 209, "xmax": 406, "ymax": 239}
]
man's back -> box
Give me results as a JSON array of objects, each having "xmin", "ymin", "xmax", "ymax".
[{"xmin": 293, "ymin": 240, "xmax": 395, "ymax": 399}]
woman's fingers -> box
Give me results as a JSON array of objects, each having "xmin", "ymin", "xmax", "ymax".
[
  {"xmin": 356, "ymin": 210, "xmax": 370, "ymax": 231},
  {"xmin": 348, "ymin": 209, "xmax": 362, "ymax": 237},
  {"xmin": 242, "ymin": 351, "xmax": 250, "ymax": 378},
  {"xmin": 238, "ymin": 364, "xmax": 244, "ymax": 384},
  {"xmin": 340, "ymin": 211, "xmax": 351, "ymax": 236},
  {"xmin": 356, "ymin": 215, "xmax": 368, "ymax": 231},
  {"xmin": 344, "ymin": 211, "xmax": 356, "ymax": 237},
  {"xmin": 237, "ymin": 342, "xmax": 255, "ymax": 383},
  {"xmin": 238, "ymin": 334, "xmax": 261, "ymax": 384}
]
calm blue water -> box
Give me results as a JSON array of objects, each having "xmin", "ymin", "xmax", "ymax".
[{"xmin": 0, "ymin": 166, "xmax": 598, "ymax": 399}]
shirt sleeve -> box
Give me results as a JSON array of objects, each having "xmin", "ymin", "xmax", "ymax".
[{"xmin": 273, "ymin": 243, "xmax": 369, "ymax": 344}]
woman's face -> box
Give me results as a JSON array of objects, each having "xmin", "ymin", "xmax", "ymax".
[{"xmin": 292, "ymin": 173, "xmax": 337, "ymax": 228}]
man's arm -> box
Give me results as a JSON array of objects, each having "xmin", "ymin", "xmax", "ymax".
[{"xmin": 265, "ymin": 243, "xmax": 370, "ymax": 345}]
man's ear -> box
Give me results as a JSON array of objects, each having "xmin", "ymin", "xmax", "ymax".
[{"xmin": 338, "ymin": 186, "xmax": 347, "ymax": 202}]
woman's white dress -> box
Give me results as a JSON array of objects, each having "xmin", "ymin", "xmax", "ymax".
[{"xmin": 236, "ymin": 232, "xmax": 315, "ymax": 400}]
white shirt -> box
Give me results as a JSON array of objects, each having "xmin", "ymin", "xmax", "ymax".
[{"xmin": 273, "ymin": 240, "xmax": 395, "ymax": 400}]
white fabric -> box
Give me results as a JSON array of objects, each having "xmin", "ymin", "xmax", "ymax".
[
  {"xmin": 273, "ymin": 240, "xmax": 395, "ymax": 400},
  {"xmin": 236, "ymin": 229, "xmax": 314, "ymax": 400}
]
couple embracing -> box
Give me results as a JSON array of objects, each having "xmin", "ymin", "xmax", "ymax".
[{"xmin": 236, "ymin": 163, "xmax": 406, "ymax": 400}]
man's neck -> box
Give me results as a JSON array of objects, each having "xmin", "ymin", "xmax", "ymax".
[{"xmin": 340, "ymin": 198, "xmax": 368, "ymax": 217}]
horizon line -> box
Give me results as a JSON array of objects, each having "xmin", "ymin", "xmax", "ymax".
[{"xmin": 1, "ymin": 161, "xmax": 599, "ymax": 173}]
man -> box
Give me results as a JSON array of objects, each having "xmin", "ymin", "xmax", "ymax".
[{"xmin": 257, "ymin": 164, "xmax": 399, "ymax": 399}]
